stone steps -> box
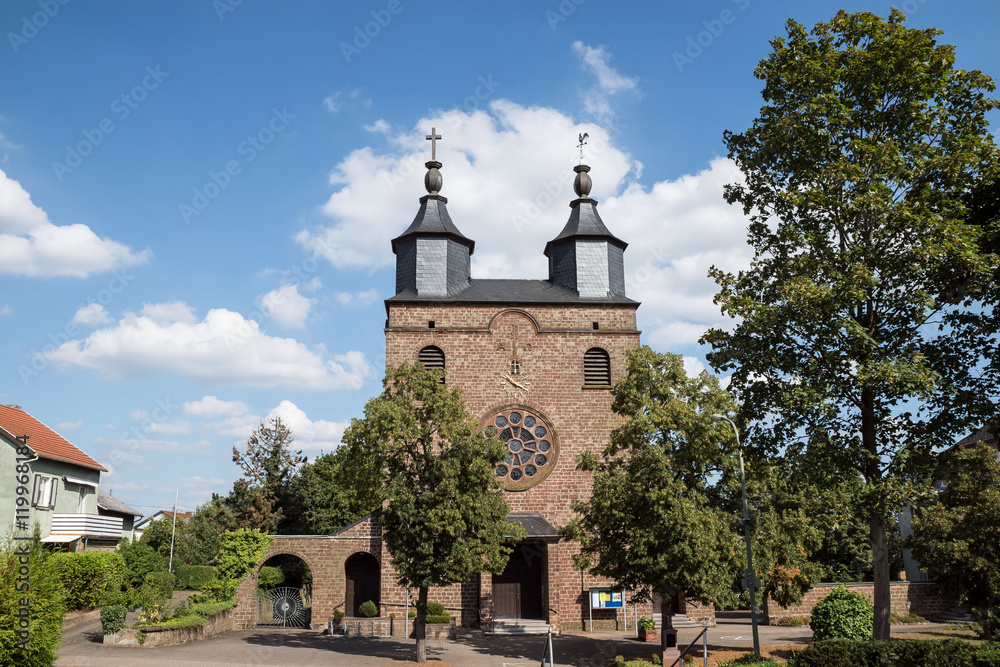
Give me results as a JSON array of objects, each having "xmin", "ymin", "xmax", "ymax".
[
  {"xmin": 652, "ymin": 612, "xmax": 702, "ymax": 629},
  {"xmin": 491, "ymin": 619, "xmax": 551, "ymax": 635}
]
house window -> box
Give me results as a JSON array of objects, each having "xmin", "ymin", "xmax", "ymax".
[
  {"xmin": 32, "ymin": 475, "xmax": 57, "ymax": 509},
  {"xmin": 418, "ymin": 346, "xmax": 446, "ymax": 382},
  {"xmin": 584, "ymin": 347, "xmax": 612, "ymax": 386}
]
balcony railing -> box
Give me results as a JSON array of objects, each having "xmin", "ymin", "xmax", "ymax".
[{"xmin": 50, "ymin": 513, "xmax": 123, "ymax": 539}]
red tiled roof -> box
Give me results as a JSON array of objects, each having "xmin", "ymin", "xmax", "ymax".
[{"xmin": 0, "ymin": 405, "xmax": 107, "ymax": 472}]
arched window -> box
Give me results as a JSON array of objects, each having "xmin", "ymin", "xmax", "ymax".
[
  {"xmin": 419, "ymin": 345, "xmax": 445, "ymax": 382},
  {"xmin": 584, "ymin": 347, "xmax": 611, "ymax": 386}
]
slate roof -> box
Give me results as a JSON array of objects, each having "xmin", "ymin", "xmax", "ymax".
[
  {"xmin": 507, "ymin": 513, "xmax": 559, "ymax": 539},
  {"xmin": 544, "ymin": 198, "xmax": 627, "ymax": 257},
  {"xmin": 954, "ymin": 425, "xmax": 997, "ymax": 448},
  {"xmin": 97, "ymin": 489, "xmax": 141, "ymax": 518},
  {"xmin": 0, "ymin": 404, "xmax": 107, "ymax": 471},
  {"xmin": 391, "ymin": 195, "xmax": 475, "ymax": 254},
  {"xmin": 386, "ymin": 278, "xmax": 638, "ymax": 305}
]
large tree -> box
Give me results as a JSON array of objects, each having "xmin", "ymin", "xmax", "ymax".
[
  {"xmin": 906, "ymin": 441, "xmax": 1000, "ymax": 640},
  {"xmin": 289, "ymin": 445, "xmax": 384, "ymax": 535},
  {"xmin": 565, "ymin": 347, "xmax": 744, "ymax": 655},
  {"xmin": 230, "ymin": 417, "xmax": 305, "ymax": 534},
  {"xmin": 341, "ymin": 363, "xmax": 518, "ymax": 663},
  {"xmin": 705, "ymin": 10, "xmax": 999, "ymax": 639}
]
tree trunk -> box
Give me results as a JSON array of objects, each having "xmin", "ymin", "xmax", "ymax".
[
  {"xmin": 415, "ymin": 586, "xmax": 428, "ymax": 663},
  {"xmin": 982, "ymin": 594, "xmax": 993, "ymax": 642},
  {"xmin": 861, "ymin": 386, "xmax": 891, "ymax": 641}
]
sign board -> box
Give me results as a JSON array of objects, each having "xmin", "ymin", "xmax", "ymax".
[{"xmin": 589, "ymin": 588, "xmax": 623, "ymax": 609}]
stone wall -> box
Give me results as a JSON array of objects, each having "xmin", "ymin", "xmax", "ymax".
[
  {"xmin": 103, "ymin": 608, "xmax": 234, "ymax": 648},
  {"xmin": 762, "ymin": 582, "xmax": 954, "ymax": 625}
]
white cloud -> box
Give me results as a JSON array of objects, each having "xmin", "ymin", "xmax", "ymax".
[
  {"xmin": 260, "ymin": 284, "xmax": 315, "ymax": 329},
  {"xmin": 72, "ymin": 303, "xmax": 112, "ymax": 326},
  {"xmin": 148, "ymin": 420, "xmax": 191, "ymax": 436},
  {"xmin": 571, "ymin": 42, "xmax": 640, "ymax": 123},
  {"xmin": 365, "ymin": 119, "xmax": 390, "ymax": 133},
  {"xmin": 44, "ymin": 301, "xmax": 371, "ymax": 390},
  {"xmin": 0, "ymin": 168, "xmax": 150, "ymax": 278},
  {"xmin": 57, "ymin": 420, "xmax": 82, "ymax": 431},
  {"xmin": 131, "ymin": 409, "xmax": 150, "ymax": 421},
  {"xmin": 268, "ymin": 400, "xmax": 348, "ymax": 452},
  {"xmin": 335, "ymin": 288, "xmax": 379, "ymax": 306},
  {"xmin": 0, "ymin": 304, "xmax": 11, "ymax": 316},
  {"xmin": 323, "ymin": 88, "xmax": 371, "ymax": 113},
  {"xmin": 682, "ymin": 356, "xmax": 706, "ymax": 377},
  {"xmin": 323, "ymin": 94, "xmax": 342, "ymax": 113},
  {"xmin": 183, "ymin": 395, "xmax": 250, "ymax": 418}
]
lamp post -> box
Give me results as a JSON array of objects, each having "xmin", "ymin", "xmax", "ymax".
[{"xmin": 713, "ymin": 414, "xmax": 761, "ymax": 659}]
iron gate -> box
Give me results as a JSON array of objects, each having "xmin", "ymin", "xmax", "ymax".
[{"xmin": 257, "ymin": 585, "xmax": 312, "ymax": 628}]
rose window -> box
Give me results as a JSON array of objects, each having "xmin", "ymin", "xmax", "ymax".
[{"xmin": 483, "ymin": 407, "xmax": 557, "ymax": 491}]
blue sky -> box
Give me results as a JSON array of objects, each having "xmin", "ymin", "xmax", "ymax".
[{"xmin": 2, "ymin": 1, "xmax": 998, "ymax": 516}]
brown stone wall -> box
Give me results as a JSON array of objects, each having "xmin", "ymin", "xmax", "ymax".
[
  {"xmin": 103, "ymin": 608, "xmax": 234, "ymax": 647},
  {"xmin": 762, "ymin": 582, "xmax": 954, "ymax": 625},
  {"xmin": 386, "ymin": 302, "xmax": 641, "ymax": 632}
]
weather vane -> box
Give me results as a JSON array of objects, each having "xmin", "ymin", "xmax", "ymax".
[
  {"xmin": 577, "ymin": 132, "xmax": 589, "ymax": 164},
  {"xmin": 425, "ymin": 127, "xmax": 442, "ymax": 161}
]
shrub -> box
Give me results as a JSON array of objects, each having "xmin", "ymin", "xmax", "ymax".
[
  {"xmin": 426, "ymin": 601, "xmax": 446, "ymax": 616},
  {"xmin": 638, "ymin": 617, "xmax": 656, "ymax": 630},
  {"xmin": 116, "ymin": 538, "xmax": 166, "ymax": 588},
  {"xmin": 100, "ymin": 605, "xmax": 127, "ymax": 635},
  {"xmin": 788, "ymin": 638, "xmax": 999, "ymax": 667},
  {"xmin": 718, "ymin": 655, "xmax": 781, "ymax": 667},
  {"xmin": 890, "ymin": 612, "xmax": 925, "ymax": 624},
  {"xmin": 48, "ymin": 551, "xmax": 125, "ymax": 610},
  {"xmin": 407, "ymin": 609, "xmax": 416, "ymax": 618},
  {"xmin": 809, "ymin": 585, "xmax": 873, "ymax": 641},
  {"xmin": 194, "ymin": 578, "xmax": 238, "ymax": 603},
  {"xmin": 333, "ymin": 609, "xmax": 345, "ymax": 619},
  {"xmin": 257, "ymin": 566, "xmax": 285, "ymax": 590},
  {"xmin": 0, "ymin": 537, "xmax": 65, "ymax": 667},
  {"xmin": 144, "ymin": 571, "xmax": 176, "ymax": 601},
  {"xmin": 426, "ymin": 614, "xmax": 451, "ymax": 624},
  {"xmin": 174, "ymin": 564, "xmax": 217, "ymax": 591},
  {"xmin": 216, "ymin": 529, "xmax": 272, "ymax": 583},
  {"xmin": 358, "ymin": 600, "xmax": 379, "ymax": 618}
]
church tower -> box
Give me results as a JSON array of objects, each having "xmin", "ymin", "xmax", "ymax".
[{"xmin": 544, "ymin": 164, "xmax": 627, "ymax": 298}]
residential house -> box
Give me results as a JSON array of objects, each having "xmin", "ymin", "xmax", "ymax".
[
  {"xmin": 134, "ymin": 509, "xmax": 193, "ymax": 542},
  {"xmin": 97, "ymin": 489, "xmax": 142, "ymax": 542},
  {"xmin": 0, "ymin": 404, "xmax": 122, "ymax": 551}
]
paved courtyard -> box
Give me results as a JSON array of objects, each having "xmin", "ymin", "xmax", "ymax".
[{"xmin": 56, "ymin": 611, "xmax": 951, "ymax": 667}]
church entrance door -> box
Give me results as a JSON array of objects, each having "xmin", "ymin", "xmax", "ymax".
[
  {"xmin": 345, "ymin": 552, "xmax": 380, "ymax": 617},
  {"xmin": 493, "ymin": 543, "xmax": 544, "ymax": 619}
]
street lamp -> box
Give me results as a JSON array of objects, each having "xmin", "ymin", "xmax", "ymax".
[{"xmin": 712, "ymin": 414, "xmax": 761, "ymax": 659}]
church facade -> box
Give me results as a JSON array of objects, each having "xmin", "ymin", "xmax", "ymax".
[
  {"xmin": 235, "ymin": 141, "xmax": 713, "ymax": 633},
  {"xmin": 380, "ymin": 148, "xmax": 640, "ymax": 632}
]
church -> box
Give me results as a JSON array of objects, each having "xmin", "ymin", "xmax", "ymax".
[{"xmin": 235, "ymin": 133, "xmax": 713, "ymax": 633}]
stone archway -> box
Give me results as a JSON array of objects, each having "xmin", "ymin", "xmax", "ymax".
[{"xmin": 345, "ymin": 552, "xmax": 380, "ymax": 617}]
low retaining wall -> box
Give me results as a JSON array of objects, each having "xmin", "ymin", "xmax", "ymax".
[
  {"xmin": 763, "ymin": 582, "xmax": 953, "ymax": 625},
  {"xmin": 329, "ymin": 617, "xmax": 455, "ymax": 639},
  {"xmin": 103, "ymin": 608, "xmax": 234, "ymax": 648}
]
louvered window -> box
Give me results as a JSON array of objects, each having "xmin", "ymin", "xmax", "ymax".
[
  {"xmin": 419, "ymin": 346, "xmax": 445, "ymax": 382},
  {"xmin": 584, "ymin": 347, "xmax": 611, "ymax": 386}
]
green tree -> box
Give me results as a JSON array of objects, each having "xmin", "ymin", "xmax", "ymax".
[
  {"xmin": 565, "ymin": 347, "xmax": 744, "ymax": 651},
  {"xmin": 342, "ymin": 362, "xmax": 517, "ymax": 663},
  {"xmin": 230, "ymin": 417, "xmax": 306, "ymax": 534},
  {"xmin": 0, "ymin": 536, "xmax": 65, "ymax": 667},
  {"xmin": 906, "ymin": 441, "xmax": 1000, "ymax": 640},
  {"xmin": 139, "ymin": 512, "xmax": 220, "ymax": 566},
  {"xmin": 290, "ymin": 444, "xmax": 384, "ymax": 535},
  {"xmin": 705, "ymin": 9, "xmax": 1000, "ymax": 639}
]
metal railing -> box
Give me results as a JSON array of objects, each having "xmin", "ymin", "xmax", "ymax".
[
  {"xmin": 539, "ymin": 625, "xmax": 555, "ymax": 667},
  {"xmin": 669, "ymin": 625, "xmax": 709, "ymax": 667}
]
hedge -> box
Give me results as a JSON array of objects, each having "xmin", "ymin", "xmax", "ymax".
[
  {"xmin": 144, "ymin": 571, "xmax": 175, "ymax": 602},
  {"xmin": 787, "ymin": 638, "xmax": 1000, "ymax": 667},
  {"xmin": 0, "ymin": 538, "xmax": 65, "ymax": 667},
  {"xmin": 48, "ymin": 551, "xmax": 125, "ymax": 610},
  {"xmin": 174, "ymin": 564, "xmax": 217, "ymax": 590}
]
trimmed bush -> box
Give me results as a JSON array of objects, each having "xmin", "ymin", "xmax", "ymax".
[
  {"xmin": 194, "ymin": 578, "xmax": 238, "ymax": 602},
  {"xmin": 357, "ymin": 600, "xmax": 378, "ymax": 618},
  {"xmin": 100, "ymin": 605, "xmax": 127, "ymax": 635},
  {"xmin": 144, "ymin": 571, "xmax": 175, "ymax": 602},
  {"xmin": 777, "ymin": 616, "xmax": 809, "ymax": 627},
  {"xmin": 426, "ymin": 601, "xmax": 445, "ymax": 616},
  {"xmin": 174, "ymin": 564, "xmax": 217, "ymax": 591},
  {"xmin": 426, "ymin": 614, "xmax": 451, "ymax": 624},
  {"xmin": 48, "ymin": 551, "xmax": 125, "ymax": 610},
  {"xmin": 257, "ymin": 566, "xmax": 285, "ymax": 590},
  {"xmin": 809, "ymin": 585, "xmax": 873, "ymax": 641},
  {"xmin": 788, "ymin": 638, "xmax": 1000, "ymax": 667},
  {"xmin": 718, "ymin": 656, "xmax": 780, "ymax": 667},
  {"xmin": 116, "ymin": 538, "xmax": 166, "ymax": 589}
]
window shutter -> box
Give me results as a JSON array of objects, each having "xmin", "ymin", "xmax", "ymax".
[
  {"xmin": 584, "ymin": 348, "xmax": 611, "ymax": 386},
  {"xmin": 32, "ymin": 475, "xmax": 42, "ymax": 506},
  {"xmin": 48, "ymin": 481, "xmax": 57, "ymax": 509},
  {"xmin": 418, "ymin": 346, "xmax": 445, "ymax": 370}
]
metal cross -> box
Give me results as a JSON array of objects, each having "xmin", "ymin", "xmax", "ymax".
[{"xmin": 425, "ymin": 127, "xmax": 442, "ymax": 160}]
